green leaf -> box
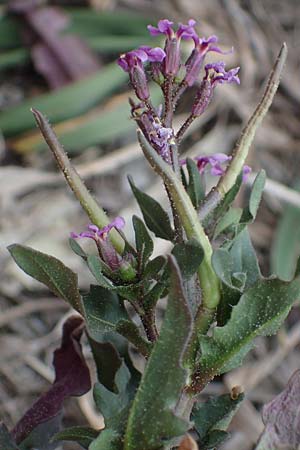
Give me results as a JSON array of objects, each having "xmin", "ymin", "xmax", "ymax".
[
  {"xmin": 87, "ymin": 335, "xmax": 122, "ymax": 391},
  {"xmin": 144, "ymin": 256, "xmax": 167, "ymax": 279},
  {"xmin": 0, "ymin": 63, "xmax": 126, "ymax": 137},
  {"xmin": 192, "ymin": 392, "xmax": 244, "ymax": 444},
  {"xmin": 88, "ymin": 429, "xmax": 121, "ymax": 450},
  {"xmin": 186, "ymin": 158, "xmax": 205, "ymax": 209},
  {"xmin": 271, "ymin": 187, "xmax": 300, "ymax": 281},
  {"xmin": 94, "ymin": 362, "xmax": 132, "ymax": 432},
  {"xmin": 7, "ymin": 244, "xmax": 82, "ymax": 312},
  {"xmin": 229, "ymin": 229, "xmax": 261, "ymax": 289},
  {"xmin": 213, "ymin": 207, "xmax": 243, "ymax": 239},
  {"xmin": 172, "ymin": 238, "xmax": 204, "ymax": 280},
  {"xmin": 87, "ymin": 255, "xmax": 114, "ymax": 289},
  {"xmin": 241, "ymin": 170, "xmax": 266, "ymax": 223},
  {"xmin": 124, "ymin": 256, "xmax": 193, "ymax": 450},
  {"xmin": 52, "ymin": 426, "xmax": 99, "ymax": 449},
  {"xmin": 132, "ymin": 215, "xmax": 154, "ymax": 270},
  {"xmin": 213, "ymin": 229, "xmax": 261, "ymax": 325},
  {"xmin": 83, "ymin": 286, "xmax": 128, "ymax": 336},
  {"xmin": 69, "ymin": 237, "xmax": 87, "ymax": 259},
  {"xmin": 0, "ymin": 423, "xmax": 19, "ymax": 450},
  {"xmin": 128, "ymin": 177, "xmax": 174, "ymax": 241},
  {"xmin": 200, "ymin": 430, "xmax": 229, "ymax": 450},
  {"xmin": 198, "ymin": 278, "xmax": 300, "ymax": 381}
]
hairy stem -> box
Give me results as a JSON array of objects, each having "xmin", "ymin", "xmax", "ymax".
[
  {"xmin": 176, "ymin": 114, "xmax": 196, "ymax": 143},
  {"xmin": 163, "ymin": 75, "xmax": 174, "ymax": 128},
  {"xmin": 138, "ymin": 131, "xmax": 220, "ymax": 317}
]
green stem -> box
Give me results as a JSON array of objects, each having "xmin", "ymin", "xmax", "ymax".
[
  {"xmin": 138, "ymin": 131, "xmax": 220, "ymax": 314},
  {"xmin": 32, "ymin": 108, "xmax": 125, "ymax": 254}
]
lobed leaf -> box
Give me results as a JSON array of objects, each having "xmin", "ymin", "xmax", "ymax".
[
  {"xmin": 124, "ymin": 257, "xmax": 193, "ymax": 450},
  {"xmin": 198, "ymin": 278, "xmax": 300, "ymax": 383},
  {"xmin": 8, "ymin": 244, "xmax": 82, "ymax": 312}
]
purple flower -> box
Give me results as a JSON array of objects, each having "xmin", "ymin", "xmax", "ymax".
[
  {"xmin": 185, "ymin": 35, "xmax": 231, "ymax": 87},
  {"xmin": 71, "ymin": 217, "xmax": 125, "ymax": 242},
  {"xmin": 118, "ymin": 46, "xmax": 165, "ymax": 101},
  {"xmin": 147, "ymin": 19, "xmax": 196, "ymax": 76},
  {"xmin": 191, "ymin": 62, "xmax": 240, "ymax": 116},
  {"xmin": 147, "ymin": 19, "xmax": 196, "ymax": 40},
  {"xmin": 118, "ymin": 47, "xmax": 165, "ymax": 72},
  {"xmin": 71, "ymin": 218, "xmax": 125, "ymax": 272},
  {"xmin": 181, "ymin": 153, "xmax": 232, "ymax": 176},
  {"xmin": 205, "ymin": 62, "xmax": 240, "ymax": 86}
]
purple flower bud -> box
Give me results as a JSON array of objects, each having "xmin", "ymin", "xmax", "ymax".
[
  {"xmin": 71, "ymin": 218, "xmax": 126, "ymax": 272},
  {"xmin": 191, "ymin": 79, "xmax": 213, "ymax": 116}
]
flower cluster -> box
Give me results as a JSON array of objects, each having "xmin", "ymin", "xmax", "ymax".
[{"xmin": 118, "ymin": 18, "xmax": 241, "ymax": 177}]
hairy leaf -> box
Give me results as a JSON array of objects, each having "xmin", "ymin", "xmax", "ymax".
[
  {"xmin": 129, "ymin": 177, "xmax": 174, "ymax": 241},
  {"xmin": 198, "ymin": 278, "xmax": 300, "ymax": 382},
  {"xmin": 172, "ymin": 239, "xmax": 204, "ymax": 280},
  {"xmin": 88, "ymin": 334, "xmax": 122, "ymax": 391},
  {"xmin": 124, "ymin": 257, "xmax": 193, "ymax": 450},
  {"xmin": 8, "ymin": 244, "xmax": 82, "ymax": 312},
  {"xmin": 94, "ymin": 362, "xmax": 132, "ymax": 432},
  {"xmin": 83, "ymin": 286, "xmax": 128, "ymax": 336},
  {"xmin": 132, "ymin": 215, "xmax": 154, "ymax": 270},
  {"xmin": 192, "ymin": 392, "xmax": 244, "ymax": 448}
]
